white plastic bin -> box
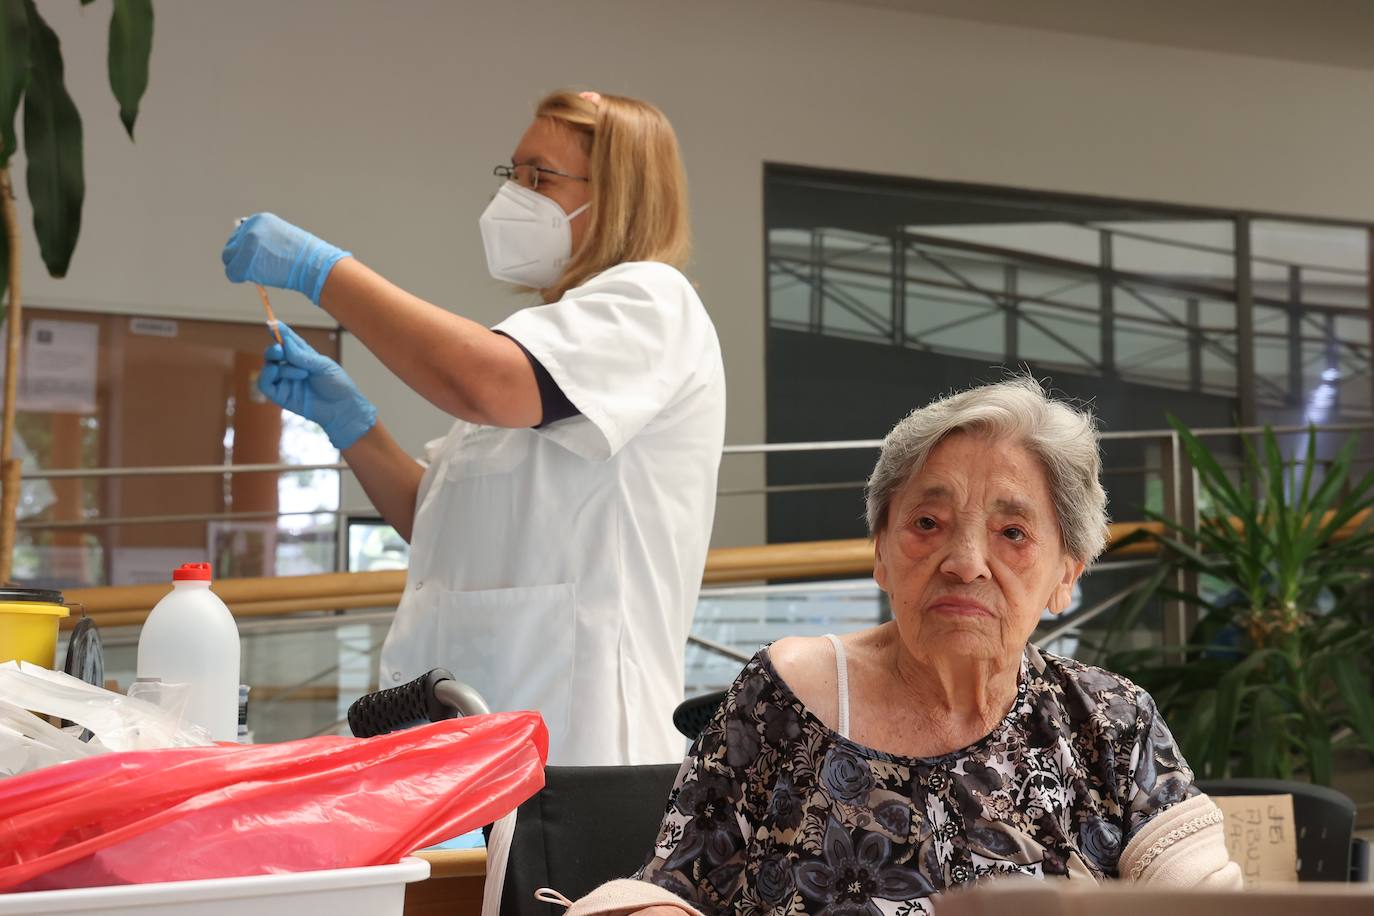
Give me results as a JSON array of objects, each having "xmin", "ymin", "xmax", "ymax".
[{"xmin": 0, "ymin": 857, "xmax": 430, "ymax": 916}]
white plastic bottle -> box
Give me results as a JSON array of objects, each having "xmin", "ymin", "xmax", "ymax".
[{"xmin": 136, "ymin": 563, "xmax": 241, "ymax": 742}]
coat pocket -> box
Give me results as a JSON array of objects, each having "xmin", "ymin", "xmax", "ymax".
[{"xmin": 435, "ymin": 582, "xmax": 575, "ymax": 748}]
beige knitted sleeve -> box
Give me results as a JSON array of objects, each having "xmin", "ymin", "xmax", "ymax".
[
  {"xmin": 1118, "ymin": 793, "xmax": 1243, "ymax": 888},
  {"xmin": 562, "ymin": 879, "xmax": 707, "ymax": 916}
]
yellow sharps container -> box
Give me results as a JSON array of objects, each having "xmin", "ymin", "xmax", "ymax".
[{"xmin": 0, "ymin": 587, "xmax": 70, "ymax": 668}]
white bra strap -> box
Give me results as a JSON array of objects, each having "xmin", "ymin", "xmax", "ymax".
[{"xmin": 823, "ymin": 633, "xmax": 850, "ymax": 739}]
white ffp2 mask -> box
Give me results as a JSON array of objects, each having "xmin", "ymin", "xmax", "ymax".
[{"xmin": 479, "ymin": 181, "xmax": 589, "ymax": 289}]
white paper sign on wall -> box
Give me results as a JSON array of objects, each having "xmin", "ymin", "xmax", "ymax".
[{"xmin": 18, "ymin": 319, "xmax": 100, "ymax": 414}]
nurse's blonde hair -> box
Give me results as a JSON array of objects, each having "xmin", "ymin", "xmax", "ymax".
[{"xmin": 535, "ymin": 89, "xmax": 691, "ymax": 300}]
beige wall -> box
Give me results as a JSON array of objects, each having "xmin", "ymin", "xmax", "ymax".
[{"xmin": 12, "ymin": 0, "xmax": 1374, "ymax": 545}]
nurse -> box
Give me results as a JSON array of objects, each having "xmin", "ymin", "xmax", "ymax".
[{"xmin": 221, "ymin": 90, "xmax": 726, "ymax": 765}]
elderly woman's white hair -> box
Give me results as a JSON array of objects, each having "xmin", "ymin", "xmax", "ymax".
[{"xmin": 865, "ymin": 375, "xmax": 1110, "ymax": 564}]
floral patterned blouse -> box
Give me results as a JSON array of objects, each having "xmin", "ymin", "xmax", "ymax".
[{"xmin": 637, "ymin": 643, "xmax": 1196, "ymax": 915}]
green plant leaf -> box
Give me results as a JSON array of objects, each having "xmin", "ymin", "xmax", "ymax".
[
  {"xmin": 1299, "ymin": 431, "xmax": 1355, "ymax": 540},
  {"xmin": 1150, "ymin": 530, "xmax": 1216, "ymax": 570},
  {"xmin": 1302, "ymin": 711, "xmax": 1334, "ymax": 785},
  {"xmin": 1155, "ymin": 586, "xmax": 1224, "ymax": 615},
  {"xmin": 1309, "ymin": 622, "xmax": 1374, "ymax": 660},
  {"xmin": 1312, "ymin": 462, "xmax": 1374, "ymax": 546},
  {"xmin": 1098, "ymin": 564, "xmax": 1173, "ymax": 652},
  {"xmin": 1177, "ymin": 688, "xmax": 1217, "ymax": 775},
  {"xmin": 0, "ymin": 0, "xmax": 19, "ymax": 304},
  {"xmin": 1330, "ymin": 654, "xmax": 1374, "ymax": 756},
  {"xmin": 1318, "ymin": 571, "xmax": 1370, "ymax": 592},
  {"xmin": 1151, "ymin": 679, "xmax": 1184, "ymax": 711},
  {"xmin": 1210, "ymin": 680, "xmax": 1241, "ymax": 778},
  {"xmin": 1296, "ymin": 426, "xmax": 1319, "ymax": 517},
  {"xmin": 1210, "ymin": 649, "xmax": 1286, "ymax": 777},
  {"xmin": 1262, "ymin": 427, "xmax": 1288, "ymax": 520},
  {"xmin": 1248, "ymin": 687, "xmax": 1284, "ymax": 778},
  {"xmin": 1102, "ymin": 525, "xmax": 1156, "ymax": 556},
  {"xmin": 1263, "ymin": 429, "xmax": 1300, "ymax": 597},
  {"xmin": 0, "ymin": 0, "xmax": 28, "ymax": 167},
  {"xmin": 107, "ymin": 0, "xmax": 152, "ymax": 138},
  {"xmin": 1236, "ymin": 433, "xmax": 1270, "ymax": 572},
  {"xmin": 21, "ymin": 0, "xmax": 83, "ymax": 278},
  {"xmin": 1168, "ymin": 417, "xmax": 1251, "ymax": 519},
  {"xmin": 1188, "ymin": 613, "xmax": 1239, "ymax": 653},
  {"xmin": 1141, "ymin": 507, "xmax": 1241, "ymax": 560},
  {"xmin": 1157, "ymin": 529, "xmax": 1265, "ymax": 602}
]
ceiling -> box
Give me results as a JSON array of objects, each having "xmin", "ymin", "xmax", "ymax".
[{"xmin": 825, "ymin": 0, "xmax": 1374, "ymax": 71}]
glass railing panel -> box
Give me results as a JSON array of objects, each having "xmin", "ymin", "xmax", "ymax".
[
  {"xmin": 1105, "ymin": 220, "xmax": 1235, "ymax": 292},
  {"xmin": 688, "ymin": 579, "xmax": 886, "ymax": 695}
]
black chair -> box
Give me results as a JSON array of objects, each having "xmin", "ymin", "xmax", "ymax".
[
  {"xmin": 498, "ymin": 764, "xmax": 682, "ymax": 916},
  {"xmin": 673, "ymin": 689, "xmax": 727, "ymax": 741},
  {"xmin": 1197, "ymin": 777, "xmax": 1365, "ymax": 882}
]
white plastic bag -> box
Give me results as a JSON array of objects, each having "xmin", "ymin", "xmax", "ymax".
[
  {"xmin": 125, "ymin": 677, "xmax": 194, "ymax": 727},
  {"xmin": 0, "ymin": 699, "xmax": 105, "ymax": 777},
  {"xmin": 0, "ymin": 661, "xmax": 211, "ymax": 754}
]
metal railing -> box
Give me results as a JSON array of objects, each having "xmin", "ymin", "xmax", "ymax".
[
  {"xmin": 34, "ymin": 422, "xmax": 1374, "ymax": 651},
  {"xmin": 20, "ymin": 421, "xmax": 1374, "ymax": 551},
  {"xmin": 48, "ymin": 421, "xmax": 1374, "ymax": 740}
]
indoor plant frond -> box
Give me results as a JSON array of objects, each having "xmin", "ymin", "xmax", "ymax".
[
  {"xmin": 0, "ymin": 0, "xmax": 154, "ymax": 581},
  {"xmin": 1100, "ymin": 419, "xmax": 1374, "ymax": 784}
]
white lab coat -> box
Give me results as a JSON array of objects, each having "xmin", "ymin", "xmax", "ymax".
[{"xmin": 378, "ymin": 262, "xmax": 726, "ymax": 765}]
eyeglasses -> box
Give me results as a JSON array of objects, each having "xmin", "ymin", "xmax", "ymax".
[{"xmin": 493, "ymin": 163, "xmax": 589, "ymax": 191}]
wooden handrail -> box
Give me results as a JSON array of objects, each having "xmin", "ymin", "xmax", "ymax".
[
  {"xmin": 60, "ymin": 519, "xmax": 1177, "ymax": 629},
  {"xmin": 66, "ymin": 570, "xmax": 405, "ymax": 615},
  {"xmin": 701, "ymin": 538, "xmax": 876, "ymax": 584}
]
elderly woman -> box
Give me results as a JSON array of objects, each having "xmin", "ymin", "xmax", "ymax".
[{"xmin": 568, "ymin": 377, "xmax": 1239, "ymax": 916}]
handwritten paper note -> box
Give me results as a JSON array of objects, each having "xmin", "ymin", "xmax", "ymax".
[{"xmin": 1214, "ymin": 793, "xmax": 1299, "ymax": 887}]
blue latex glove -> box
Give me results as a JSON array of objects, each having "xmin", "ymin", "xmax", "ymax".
[
  {"xmin": 258, "ymin": 321, "xmax": 377, "ymax": 450},
  {"xmin": 223, "ymin": 213, "xmax": 351, "ymax": 305}
]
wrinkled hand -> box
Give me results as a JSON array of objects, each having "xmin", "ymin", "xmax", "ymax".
[
  {"xmin": 223, "ymin": 213, "xmax": 351, "ymax": 305},
  {"xmin": 258, "ymin": 321, "xmax": 376, "ymax": 449}
]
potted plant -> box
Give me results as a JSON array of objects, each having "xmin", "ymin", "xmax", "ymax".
[
  {"xmin": 0, "ymin": 0, "xmax": 154, "ymax": 580},
  {"xmin": 1098, "ymin": 419, "xmax": 1374, "ymax": 784}
]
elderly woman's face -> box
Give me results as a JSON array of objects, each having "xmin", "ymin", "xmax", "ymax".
[{"xmin": 874, "ymin": 431, "xmax": 1084, "ymax": 664}]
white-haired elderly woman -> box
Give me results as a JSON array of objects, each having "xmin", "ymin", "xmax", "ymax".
[{"xmin": 565, "ymin": 377, "xmax": 1240, "ymax": 916}]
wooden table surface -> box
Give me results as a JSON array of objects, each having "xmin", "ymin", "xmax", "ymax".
[
  {"xmin": 415, "ymin": 848, "xmax": 487, "ymax": 878},
  {"xmin": 406, "ymin": 848, "xmax": 488, "ymax": 916}
]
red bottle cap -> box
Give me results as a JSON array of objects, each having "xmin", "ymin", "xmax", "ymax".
[{"xmin": 172, "ymin": 562, "xmax": 213, "ymax": 582}]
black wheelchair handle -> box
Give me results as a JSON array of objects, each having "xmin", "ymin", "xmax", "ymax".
[{"xmin": 347, "ymin": 667, "xmax": 459, "ymax": 738}]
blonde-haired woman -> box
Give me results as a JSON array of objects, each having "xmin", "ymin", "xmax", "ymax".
[{"xmin": 221, "ymin": 90, "xmax": 725, "ymax": 765}]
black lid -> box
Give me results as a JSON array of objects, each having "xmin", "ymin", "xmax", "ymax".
[{"xmin": 0, "ymin": 586, "xmax": 65, "ymax": 604}]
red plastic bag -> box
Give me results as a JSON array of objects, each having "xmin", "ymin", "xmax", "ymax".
[{"xmin": 0, "ymin": 711, "xmax": 546, "ymax": 892}]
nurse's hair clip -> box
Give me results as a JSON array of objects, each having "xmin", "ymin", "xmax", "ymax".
[{"xmin": 579, "ymin": 90, "xmax": 603, "ymax": 105}]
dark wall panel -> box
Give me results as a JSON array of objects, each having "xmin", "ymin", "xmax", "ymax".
[{"xmin": 765, "ymin": 327, "xmax": 1240, "ymax": 543}]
